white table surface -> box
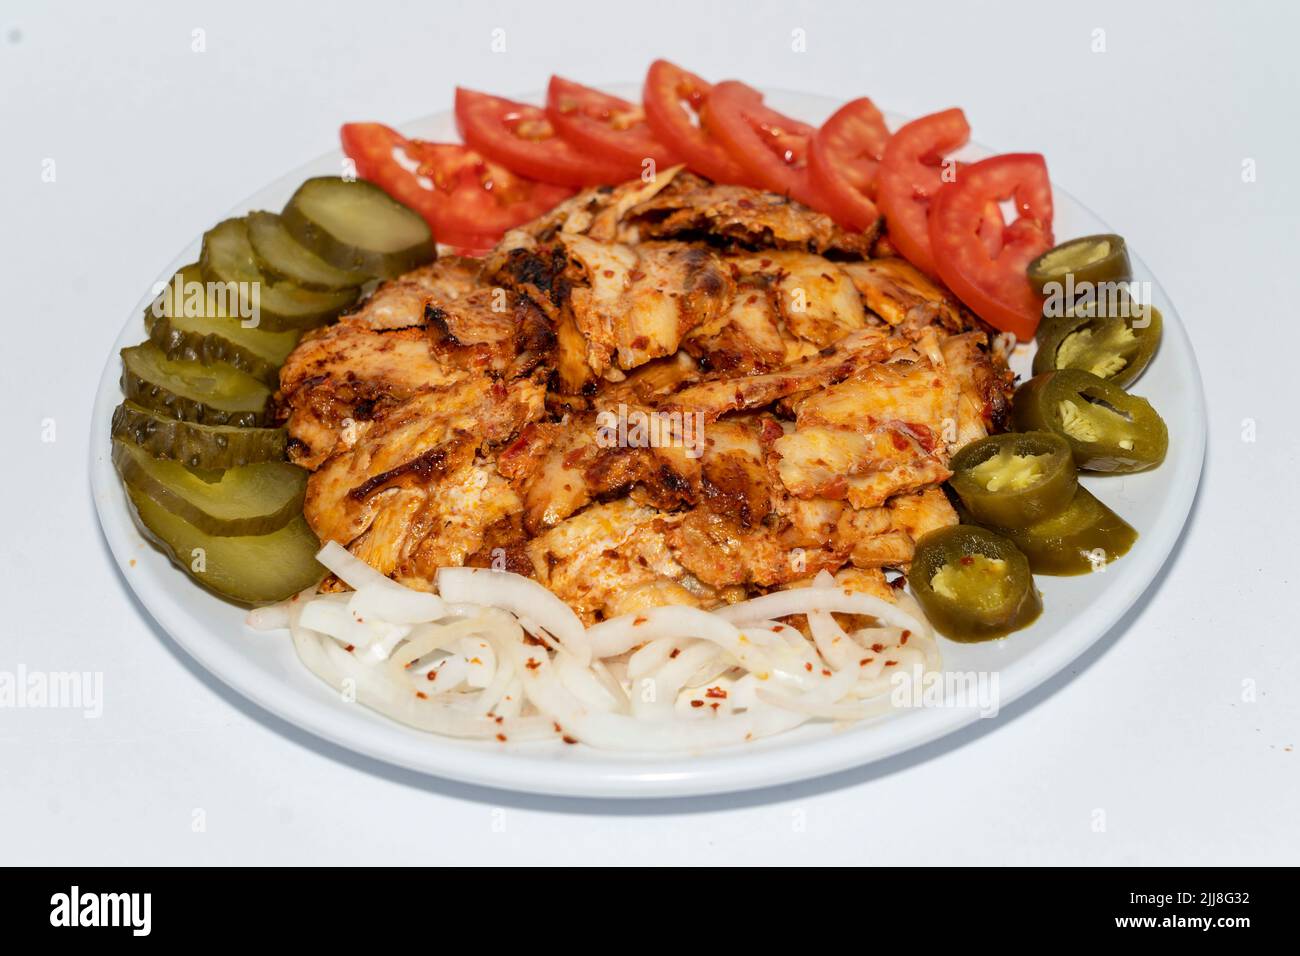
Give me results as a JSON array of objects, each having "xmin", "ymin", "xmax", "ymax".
[{"xmin": 2, "ymin": 0, "xmax": 1296, "ymax": 866}]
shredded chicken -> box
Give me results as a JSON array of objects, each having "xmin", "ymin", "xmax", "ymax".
[{"xmin": 279, "ymin": 172, "xmax": 1013, "ymax": 620}]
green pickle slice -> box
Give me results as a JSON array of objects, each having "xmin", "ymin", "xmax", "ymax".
[
  {"xmin": 1013, "ymin": 369, "xmax": 1168, "ymax": 473},
  {"xmin": 112, "ymin": 402, "xmax": 287, "ymax": 469},
  {"xmin": 200, "ymin": 218, "xmax": 358, "ymax": 332},
  {"xmin": 1034, "ymin": 296, "xmax": 1162, "ymax": 388},
  {"xmin": 247, "ymin": 211, "xmax": 370, "ymax": 291},
  {"xmin": 121, "ymin": 343, "xmax": 272, "ymax": 427},
  {"xmin": 280, "ymin": 177, "xmax": 435, "ymax": 280},
  {"xmin": 1026, "ymin": 233, "xmax": 1132, "ymax": 294},
  {"xmin": 123, "ymin": 483, "xmax": 325, "ymax": 607},
  {"xmin": 113, "ymin": 439, "xmax": 306, "ymax": 536},
  {"xmin": 144, "ymin": 263, "xmax": 300, "ymax": 385},
  {"xmin": 992, "ymin": 486, "xmax": 1138, "ymax": 576},
  {"xmin": 909, "ymin": 526, "xmax": 1042, "ymax": 642},
  {"xmin": 948, "ymin": 431, "xmax": 1077, "ymax": 527}
]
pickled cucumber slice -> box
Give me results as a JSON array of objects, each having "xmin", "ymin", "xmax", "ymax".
[
  {"xmin": 123, "ymin": 482, "xmax": 325, "ymax": 606},
  {"xmin": 144, "ymin": 263, "xmax": 299, "ymax": 385},
  {"xmin": 112, "ymin": 402, "xmax": 287, "ymax": 469},
  {"xmin": 247, "ymin": 211, "xmax": 369, "ymax": 291},
  {"xmin": 113, "ymin": 438, "xmax": 306, "ymax": 536},
  {"xmin": 281, "ymin": 177, "xmax": 435, "ymax": 280},
  {"xmin": 121, "ymin": 343, "xmax": 272, "ymax": 427},
  {"xmin": 199, "ymin": 218, "xmax": 359, "ymax": 332}
]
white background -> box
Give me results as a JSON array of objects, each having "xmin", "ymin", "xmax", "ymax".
[{"xmin": 2, "ymin": 0, "xmax": 1297, "ymax": 865}]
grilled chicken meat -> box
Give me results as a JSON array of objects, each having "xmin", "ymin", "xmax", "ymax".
[{"xmin": 279, "ymin": 172, "xmax": 1013, "ymax": 620}]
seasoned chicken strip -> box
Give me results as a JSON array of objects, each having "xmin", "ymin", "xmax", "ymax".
[
  {"xmin": 625, "ymin": 172, "xmax": 875, "ymax": 255},
  {"xmin": 527, "ymin": 498, "xmax": 688, "ymax": 623},
  {"xmin": 560, "ymin": 235, "xmax": 733, "ymax": 375},
  {"xmin": 730, "ymin": 251, "xmax": 866, "ymax": 349},
  {"xmin": 666, "ymin": 325, "xmax": 898, "ymax": 421},
  {"xmin": 840, "ymin": 257, "xmax": 971, "ymax": 337}
]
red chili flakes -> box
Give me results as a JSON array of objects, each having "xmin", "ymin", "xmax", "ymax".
[
  {"xmin": 426, "ymin": 670, "xmax": 438, "ymax": 681},
  {"xmin": 628, "ymin": 269, "xmax": 645, "ymax": 281},
  {"xmin": 525, "ymin": 657, "xmax": 541, "ymax": 670},
  {"xmin": 705, "ymin": 686, "xmax": 727, "ymax": 699},
  {"xmin": 821, "ymin": 668, "xmax": 831, "ymax": 677},
  {"xmin": 804, "ymin": 662, "xmax": 814, "ymax": 672},
  {"xmin": 690, "ymin": 700, "xmax": 704, "ymax": 708},
  {"xmin": 344, "ymin": 644, "xmax": 356, "ymax": 653},
  {"xmin": 415, "ymin": 691, "xmax": 428, "ymax": 700},
  {"xmin": 496, "ymin": 733, "xmax": 508, "ymax": 742},
  {"xmin": 495, "ymin": 715, "xmax": 505, "ymax": 724},
  {"xmin": 960, "ymin": 555, "xmax": 974, "ymax": 566},
  {"xmin": 860, "ymin": 657, "xmax": 875, "ymax": 666},
  {"xmin": 885, "ymin": 660, "xmax": 898, "ymax": 667},
  {"xmin": 523, "ymin": 632, "xmax": 545, "ymax": 647},
  {"xmin": 710, "ymin": 702, "xmax": 720, "ymax": 712},
  {"xmin": 602, "ymin": 269, "xmax": 615, "ymax": 278},
  {"xmin": 669, "ymin": 648, "xmax": 681, "ymax": 659},
  {"xmin": 553, "ymin": 722, "xmax": 563, "ymax": 733},
  {"xmin": 773, "ymin": 624, "xmax": 786, "ymax": 632},
  {"xmin": 871, "ymin": 643, "xmax": 885, "ymax": 653},
  {"xmin": 562, "ymin": 736, "xmax": 579, "ymax": 745},
  {"xmin": 633, "ymin": 615, "xmax": 648, "ymax": 626},
  {"xmin": 901, "ymin": 630, "xmax": 911, "ymax": 644}
]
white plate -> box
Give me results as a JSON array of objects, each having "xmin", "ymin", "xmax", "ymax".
[{"xmin": 90, "ymin": 88, "xmax": 1206, "ymax": 798}]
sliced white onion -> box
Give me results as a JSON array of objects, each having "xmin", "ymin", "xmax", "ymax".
[{"xmin": 436, "ymin": 567, "xmax": 590, "ymax": 665}]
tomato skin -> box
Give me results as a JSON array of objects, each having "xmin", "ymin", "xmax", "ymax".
[
  {"xmin": 929, "ymin": 153, "xmax": 1055, "ymax": 340},
  {"xmin": 808, "ymin": 97, "xmax": 889, "ymax": 232},
  {"xmin": 642, "ymin": 59, "xmax": 753, "ymax": 185},
  {"xmin": 340, "ymin": 122, "xmax": 574, "ymax": 246},
  {"xmin": 455, "ymin": 87, "xmax": 631, "ymax": 187},
  {"xmin": 876, "ymin": 108, "xmax": 971, "ymax": 276},
  {"xmin": 702, "ymin": 81, "xmax": 824, "ymax": 207},
  {"xmin": 546, "ymin": 76, "xmax": 679, "ymax": 174}
]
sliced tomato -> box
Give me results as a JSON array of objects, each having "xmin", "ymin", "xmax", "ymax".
[
  {"xmin": 701, "ymin": 81, "xmax": 824, "ymax": 207},
  {"xmin": 642, "ymin": 59, "xmax": 752, "ymax": 185},
  {"xmin": 546, "ymin": 76, "xmax": 679, "ymax": 175},
  {"xmin": 929, "ymin": 153, "xmax": 1055, "ymax": 340},
  {"xmin": 455, "ymin": 88, "xmax": 631, "ymax": 187},
  {"xmin": 876, "ymin": 108, "xmax": 971, "ymax": 276},
  {"xmin": 808, "ymin": 97, "xmax": 889, "ymax": 231},
  {"xmin": 340, "ymin": 123, "xmax": 573, "ymax": 245}
]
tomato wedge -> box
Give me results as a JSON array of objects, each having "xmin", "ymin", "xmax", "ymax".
[
  {"xmin": 455, "ymin": 88, "xmax": 631, "ymax": 187},
  {"xmin": 340, "ymin": 122, "xmax": 574, "ymax": 246},
  {"xmin": 876, "ymin": 108, "xmax": 970, "ymax": 276},
  {"xmin": 701, "ymin": 81, "xmax": 824, "ymax": 208},
  {"xmin": 642, "ymin": 59, "xmax": 752, "ymax": 185},
  {"xmin": 546, "ymin": 76, "xmax": 679, "ymax": 175},
  {"xmin": 929, "ymin": 153, "xmax": 1055, "ymax": 340},
  {"xmin": 808, "ymin": 97, "xmax": 889, "ymax": 231}
]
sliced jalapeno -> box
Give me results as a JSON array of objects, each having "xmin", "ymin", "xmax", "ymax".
[
  {"xmin": 948, "ymin": 431, "xmax": 1077, "ymax": 528},
  {"xmin": 1013, "ymin": 369, "xmax": 1168, "ymax": 473},
  {"xmin": 909, "ymin": 525, "xmax": 1042, "ymax": 642},
  {"xmin": 1034, "ymin": 296, "xmax": 1162, "ymax": 387},
  {"xmin": 1027, "ymin": 233, "xmax": 1131, "ymax": 294},
  {"xmin": 985, "ymin": 486, "xmax": 1137, "ymax": 576}
]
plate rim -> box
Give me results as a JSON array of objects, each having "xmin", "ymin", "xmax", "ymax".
[{"xmin": 89, "ymin": 88, "xmax": 1207, "ymax": 799}]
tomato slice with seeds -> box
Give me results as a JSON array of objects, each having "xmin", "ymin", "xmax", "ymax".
[
  {"xmin": 876, "ymin": 108, "xmax": 971, "ymax": 276},
  {"xmin": 929, "ymin": 152, "xmax": 1055, "ymax": 340},
  {"xmin": 454, "ymin": 87, "xmax": 631, "ymax": 187},
  {"xmin": 642, "ymin": 59, "xmax": 753, "ymax": 185},
  {"xmin": 340, "ymin": 123, "xmax": 574, "ymax": 247},
  {"xmin": 808, "ymin": 97, "xmax": 889, "ymax": 231},
  {"xmin": 701, "ymin": 81, "xmax": 824, "ymax": 207},
  {"xmin": 546, "ymin": 75, "xmax": 680, "ymax": 174}
]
